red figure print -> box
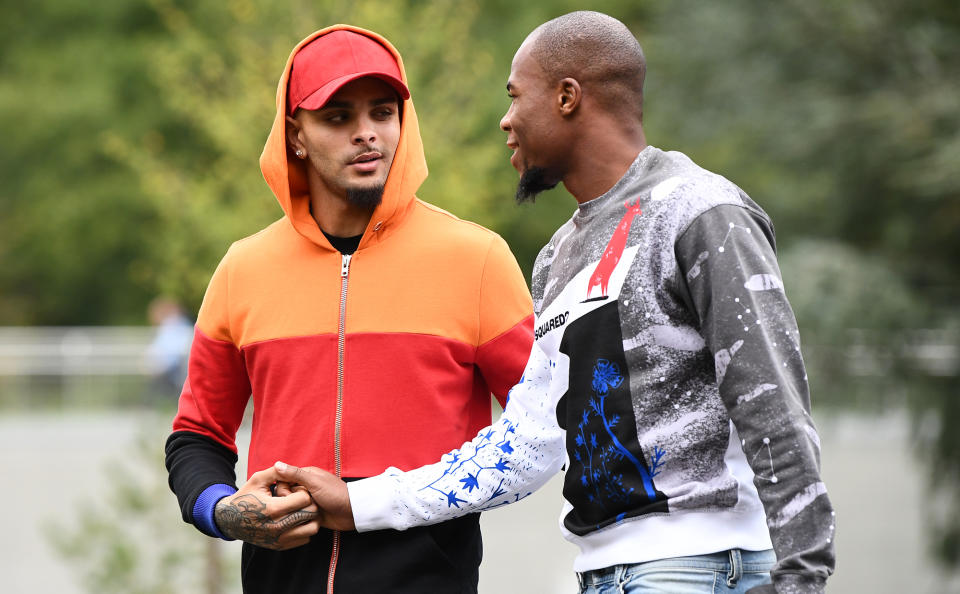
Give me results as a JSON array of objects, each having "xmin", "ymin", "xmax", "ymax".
[{"xmin": 586, "ymin": 198, "xmax": 643, "ymax": 299}]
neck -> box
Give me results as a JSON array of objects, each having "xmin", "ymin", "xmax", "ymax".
[
  {"xmin": 307, "ymin": 176, "xmax": 373, "ymax": 238},
  {"xmin": 562, "ymin": 119, "xmax": 647, "ymax": 204}
]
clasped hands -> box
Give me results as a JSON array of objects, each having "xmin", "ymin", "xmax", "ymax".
[{"xmin": 213, "ymin": 462, "xmax": 354, "ymax": 550}]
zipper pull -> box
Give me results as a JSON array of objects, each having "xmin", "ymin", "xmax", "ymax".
[{"xmin": 341, "ymin": 254, "xmax": 352, "ymax": 278}]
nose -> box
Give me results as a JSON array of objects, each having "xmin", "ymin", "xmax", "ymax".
[
  {"xmin": 499, "ymin": 105, "xmax": 512, "ymax": 132},
  {"xmin": 353, "ymin": 116, "xmax": 377, "ymax": 145}
]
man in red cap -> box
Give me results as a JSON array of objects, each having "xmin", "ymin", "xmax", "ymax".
[
  {"xmin": 165, "ymin": 26, "xmax": 535, "ymax": 593},
  {"xmin": 283, "ymin": 29, "xmax": 411, "ymax": 220}
]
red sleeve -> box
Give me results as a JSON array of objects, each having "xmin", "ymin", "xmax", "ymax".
[
  {"xmin": 171, "ymin": 250, "xmax": 250, "ymax": 452},
  {"xmin": 477, "ymin": 235, "xmax": 534, "ymax": 406},
  {"xmin": 171, "ymin": 327, "xmax": 251, "ymax": 453},
  {"xmin": 477, "ymin": 315, "xmax": 535, "ymax": 406}
]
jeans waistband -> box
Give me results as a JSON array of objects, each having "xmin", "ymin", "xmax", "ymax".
[{"xmin": 576, "ymin": 548, "xmax": 776, "ymax": 587}]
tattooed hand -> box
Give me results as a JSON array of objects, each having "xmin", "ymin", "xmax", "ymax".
[{"xmin": 214, "ymin": 468, "xmax": 320, "ymax": 550}]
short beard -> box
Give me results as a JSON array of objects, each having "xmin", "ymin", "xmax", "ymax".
[
  {"xmin": 345, "ymin": 185, "xmax": 385, "ymax": 210},
  {"xmin": 515, "ymin": 167, "xmax": 558, "ymax": 204}
]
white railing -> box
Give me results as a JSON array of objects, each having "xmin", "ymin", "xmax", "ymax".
[
  {"xmin": 0, "ymin": 326, "xmax": 162, "ymax": 376},
  {"xmin": 906, "ymin": 329, "xmax": 960, "ymax": 377},
  {"xmin": 0, "ymin": 326, "xmax": 955, "ymax": 378}
]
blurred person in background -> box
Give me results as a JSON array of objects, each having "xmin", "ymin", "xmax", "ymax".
[
  {"xmin": 145, "ymin": 296, "xmax": 193, "ymax": 399},
  {"xmin": 164, "ymin": 26, "xmax": 533, "ymax": 593},
  {"xmin": 275, "ymin": 11, "xmax": 836, "ymax": 594}
]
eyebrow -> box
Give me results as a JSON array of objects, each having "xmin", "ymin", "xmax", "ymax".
[{"xmin": 321, "ymin": 97, "xmax": 398, "ymax": 110}]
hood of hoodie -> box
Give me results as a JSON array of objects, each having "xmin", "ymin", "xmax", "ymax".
[{"xmin": 259, "ymin": 25, "xmax": 428, "ymax": 251}]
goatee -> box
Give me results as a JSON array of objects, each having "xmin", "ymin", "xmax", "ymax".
[
  {"xmin": 515, "ymin": 167, "xmax": 558, "ymax": 204},
  {"xmin": 346, "ymin": 185, "xmax": 385, "ymax": 209}
]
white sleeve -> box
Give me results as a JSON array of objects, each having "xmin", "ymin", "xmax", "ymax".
[{"xmin": 348, "ymin": 342, "xmax": 565, "ymax": 531}]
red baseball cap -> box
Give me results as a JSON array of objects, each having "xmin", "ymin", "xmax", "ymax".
[{"xmin": 288, "ymin": 30, "xmax": 410, "ymax": 115}]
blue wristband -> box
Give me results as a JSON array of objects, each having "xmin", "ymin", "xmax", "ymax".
[{"xmin": 193, "ymin": 483, "xmax": 238, "ymax": 540}]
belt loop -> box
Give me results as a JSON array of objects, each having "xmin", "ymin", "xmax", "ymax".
[{"xmin": 726, "ymin": 549, "xmax": 743, "ymax": 587}]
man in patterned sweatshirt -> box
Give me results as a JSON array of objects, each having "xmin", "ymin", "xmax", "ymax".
[{"xmin": 273, "ymin": 11, "xmax": 836, "ymax": 593}]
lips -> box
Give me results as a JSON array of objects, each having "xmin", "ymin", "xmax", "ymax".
[
  {"xmin": 506, "ymin": 140, "xmax": 520, "ymax": 171},
  {"xmin": 350, "ymin": 151, "xmax": 382, "ymax": 163},
  {"xmin": 349, "ymin": 151, "xmax": 383, "ymax": 173}
]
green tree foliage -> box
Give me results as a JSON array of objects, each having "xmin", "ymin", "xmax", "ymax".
[
  {"xmin": 645, "ymin": 0, "xmax": 960, "ymax": 298},
  {"xmin": 0, "ymin": 0, "xmax": 170, "ymax": 323}
]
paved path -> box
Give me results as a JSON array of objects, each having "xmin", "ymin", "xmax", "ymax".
[{"xmin": 2, "ymin": 409, "xmax": 958, "ymax": 593}]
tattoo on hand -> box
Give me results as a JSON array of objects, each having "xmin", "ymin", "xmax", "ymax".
[{"xmin": 215, "ymin": 494, "xmax": 317, "ymax": 547}]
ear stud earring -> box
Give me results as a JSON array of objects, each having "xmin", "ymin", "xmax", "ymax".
[{"xmin": 295, "ymin": 149, "xmax": 305, "ymax": 158}]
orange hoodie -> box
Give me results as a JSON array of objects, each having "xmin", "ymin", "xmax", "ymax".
[{"xmin": 171, "ymin": 26, "xmax": 534, "ymax": 480}]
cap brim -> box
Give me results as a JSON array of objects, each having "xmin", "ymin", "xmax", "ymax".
[{"xmin": 293, "ymin": 72, "xmax": 410, "ymax": 114}]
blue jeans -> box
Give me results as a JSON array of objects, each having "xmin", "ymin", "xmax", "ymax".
[{"xmin": 577, "ymin": 549, "xmax": 775, "ymax": 593}]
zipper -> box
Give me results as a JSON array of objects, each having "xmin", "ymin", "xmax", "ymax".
[
  {"xmin": 327, "ymin": 252, "xmax": 352, "ymax": 594},
  {"xmin": 335, "ymin": 253, "xmax": 351, "ymax": 478}
]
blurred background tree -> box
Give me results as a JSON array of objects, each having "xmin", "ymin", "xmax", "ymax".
[
  {"xmin": 1, "ymin": 0, "xmax": 957, "ymax": 573},
  {"xmin": 47, "ymin": 418, "xmax": 238, "ymax": 594}
]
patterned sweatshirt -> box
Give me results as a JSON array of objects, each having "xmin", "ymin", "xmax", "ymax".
[{"xmin": 350, "ymin": 146, "xmax": 836, "ymax": 592}]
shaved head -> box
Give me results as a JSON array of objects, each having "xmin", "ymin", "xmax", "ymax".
[{"xmin": 527, "ymin": 11, "xmax": 646, "ymax": 120}]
